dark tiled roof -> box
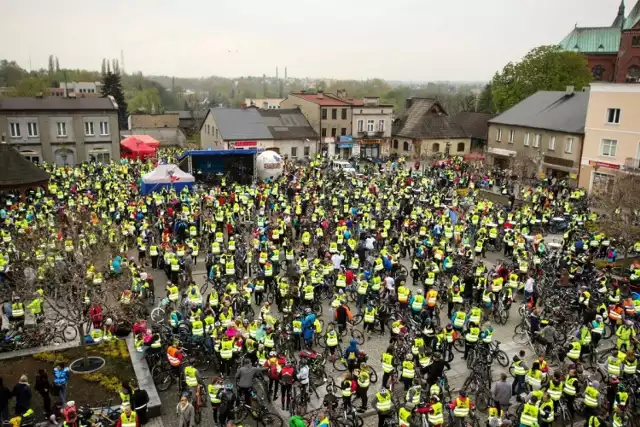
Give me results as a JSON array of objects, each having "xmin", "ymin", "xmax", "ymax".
[
  {"xmin": 0, "ymin": 143, "xmax": 50, "ymax": 187},
  {"xmin": 413, "ymin": 115, "xmax": 469, "ymax": 139},
  {"xmin": 208, "ymin": 108, "xmax": 317, "ymax": 141},
  {"xmin": 488, "ymin": 91, "xmax": 589, "ymax": 134},
  {"xmin": 0, "ymin": 96, "xmax": 118, "ymax": 111},
  {"xmin": 166, "ymin": 110, "xmax": 208, "ymax": 120},
  {"xmin": 451, "ymin": 112, "xmax": 493, "ymax": 140},
  {"xmin": 394, "ymin": 98, "xmax": 466, "ymax": 139},
  {"xmin": 288, "ymin": 93, "xmax": 351, "ymax": 106}
]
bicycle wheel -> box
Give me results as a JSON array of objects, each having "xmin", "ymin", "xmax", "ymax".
[
  {"xmin": 154, "ymin": 369, "xmax": 173, "ymax": 392},
  {"xmin": 453, "ymin": 339, "xmax": 465, "ymax": 353},
  {"xmin": 512, "ymin": 332, "xmax": 529, "ymax": 346},
  {"xmin": 351, "ymin": 314, "xmax": 364, "ymax": 326},
  {"xmin": 351, "ymin": 329, "xmax": 364, "ymax": 345},
  {"xmin": 585, "ymin": 366, "xmax": 604, "ymax": 383},
  {"xmin": 333, "ymin": 358, "xmax": 348, "ymax": 371},
  {"xmin": 475, "ymin": 391, "xmax": 490, "ymax": 411},
  {"xmin": 493, "ymin": 309, "xmax": 508, "ymax": 325},
  {"xmin": 514, "ymin": 323, "xmax": 527, "ymax": 334},
  {"xmin": 368, "ymin": 366, "xmax": 378, "ymax": 383},
  {"xmin": 495, "ymin": 350, "xmax": 509, "ymax": 367},
  {"xmin": 150, "ymin": 306, "xmax": 166, "ymax": 323},
  {"xmin": 312, "ymin": 303, "xmax": 323, "ymax": 316}
]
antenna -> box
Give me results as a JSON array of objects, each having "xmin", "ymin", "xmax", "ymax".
[
  {"xmin": 276, "ymin": 67, "xmax": 279, "ymax": 80},
  {"xmin": 285, "ymin": 67, "xmax": 287, "ymax": 80},
  {"xmin": 120, "ymin": 49, "xmax": 125, "ymax": 75}
]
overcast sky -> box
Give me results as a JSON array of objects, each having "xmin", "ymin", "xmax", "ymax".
[{"xmin": 0, "ymin": 0, "xmax": 625, "ymax": 82}]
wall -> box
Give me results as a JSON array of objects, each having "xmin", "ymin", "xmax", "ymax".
[
  {"xmin": 586, "ymin": 54, "xmax": 618, "ymax": 82},
  {"xmin": 488, "ymin": 123, "xmax": 582, "ymax": 175},
  {"xmin": 317, "ymin": 106, "xmax": 351, "ymax": 139},
  {"xmin": 122, "ymin": 127, "xmax": 186, "ymax": 147},
  {"xmin": 390, "ymin": 137, "xmax": 471, "ymax": 157},
  {"xmin": 579, "ymin": 83, "xmax": 640, "ymax": 191},
  {"xmin": 351, "ymin": 106, "xmax": 393, "ymax": 139},
  {"xmin": 615, "ymin": 27, "xmax": 640, "ymax": 82},
  {"xmin": 130, "ymin": 114, "xmax": 179, "ymax": 129},
  {"xmin": 1, "ymin": 110, "xmax": 119, "ymax": 164},
  {"xmin": 258, "ymin": 139, "xmax": 317, "ymax": 159},
  {"xmin": 280, "ymin": 96, "xmax": 321, "ymax": 134},
  {"xmin": 199, "ymin": 112, "xmax": 225, "ymax": 149}
]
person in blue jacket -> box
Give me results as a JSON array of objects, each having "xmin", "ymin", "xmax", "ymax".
[
  {"xmin": 53, "ymin": 361, "xmax": 70, "ymax": 405},
  {"xmin": 343, "ymin": 339, "xmax": 360, "ymax": 373},
  {"xmin": 111, "ymin": 256, "xmax": 122, "ymax": 274},
  {"xmin": 302, "ymin": 308, "xmax": 316, "ymax": 348}
]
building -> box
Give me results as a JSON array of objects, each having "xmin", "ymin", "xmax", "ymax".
[
  {"xmin": 199, "ymin": 107, "xmax": 318, "ymax": 159},
  {"xmin": 280, "ymin": 92, "xmax": 352, "ymax": 153},
  {"xmin": 487, "ymin": 89, "xmax": 588, "ymax": 180},
  {"xmin": 0, "ymin": 96, "xmax": 120, "ymax": 165},
  {"xmin": 50, "ymin": 81, "xmax": 103, "ymax": 97},
  {"xmin": 346, "ymin": 96, "xmax": 393, "ymax": 159},
  {"xmin": 243, "ymin": 98, "xmax": 284, "ymax": 109},
  {"xmin": 165, "ymin": 110, "xmax": 207, "ymax": 136},
  {"xmin": 578, "ymin": 82, "xmax": 640, "ymax": 192},
  {"xmin": 451, "ymin": 111, "xmax": 493, "ymax": 153},
  {"xmin": 392, "ymin": 97, "xmax": 471, "ymax": 159},
  {"xmin": 123, "ymin": 113, "xmax": 187, "ymax": 147},
  {"xmin": 559, "ymin": 0, "xmax": 640, "ymax": 82}
]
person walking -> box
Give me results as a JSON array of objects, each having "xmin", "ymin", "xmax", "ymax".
[
  {"xmin": 35, "ymin": 369, "xmax": 52, "ymax": 417},
  {"xmin": 176, "ymin": 393, "xmax": 195, "ymax": 427},
  {"xmin": 12, "ymin": 375, "xmax": 32, "ymax": 416},
  {"xmin": 53, "ymin": 361, "xmax": 70, "ymax": 405},
  {"xmin": 131, "ymin": 381, "xmax": 149, "ymax": 425},
  {"xmin": 491, "ymin": 373, "xmax": 511, "ymax": 413}
]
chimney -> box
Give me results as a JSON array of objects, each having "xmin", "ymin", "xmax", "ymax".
[
  {"xmin": 405, "ymin": 98, "xmax": 413, "ymax": 109},
  {"xmin": 317, "ymin": 92, "xmax": 324, "ymax": 99},
  {"xmin": 565, "ymin": 86, "xmax": 575, "ymax": 96},
  {"xmin": 35, "ymin": 92, "xmax": 44, "ymax": 98}
]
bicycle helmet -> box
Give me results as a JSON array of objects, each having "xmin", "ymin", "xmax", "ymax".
[
  {"xmin": 224, "ymin": 383, "xmax": 234, "ymax": 390},
  {"xmin": 269, "ymin": 351, "xmax": 277, "ymax": 357}
]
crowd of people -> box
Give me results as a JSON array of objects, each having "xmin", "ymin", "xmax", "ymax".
[{"xmin": 1, "ymin": 151, "xmax": 640, "ymax": 427}]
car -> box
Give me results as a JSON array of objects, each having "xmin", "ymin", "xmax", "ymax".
[{"xmin": 331, "ymin": 160, "xmax": 356, "ymax": 174}]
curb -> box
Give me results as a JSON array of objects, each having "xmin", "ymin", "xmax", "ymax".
[
  {"xmin": 0, "ymin": 338, "xmax": 80, "ymax": 361},
  {"xmin": 125, "ymin": 336, "xmax": 163, "ymax": 418}
]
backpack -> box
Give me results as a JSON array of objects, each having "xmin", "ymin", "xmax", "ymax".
[
  {"xmin": 281, "ymin": 367, "xmax": 293, "ymax": 385},
  {"xmin": 269, "ymin": 361, "xmax": 279, "ymax": 380}
]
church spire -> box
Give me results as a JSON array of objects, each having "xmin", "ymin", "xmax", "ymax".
[{"xmin": 612, "ymin": 0, "xmax": 626, "ymax": 27}]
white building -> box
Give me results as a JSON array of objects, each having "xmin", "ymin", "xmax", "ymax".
[{"xmin": 349, "ymin": 97, "xmax": 393, "ymax": 158}]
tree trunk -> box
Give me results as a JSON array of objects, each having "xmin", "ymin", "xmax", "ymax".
[{"xmin": 78, "ymin": 322, "xmax": 89, "ymax": 368}]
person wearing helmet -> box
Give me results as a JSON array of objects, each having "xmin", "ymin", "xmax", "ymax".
[
  {"xmin": 398, "ymin": 401, "xmax": 414, "ymax": 427},
  {"xmin": 401, "ymin": 354, "xmax": 415, "ymax": 392},
  {"xmin": 216, "ymin": 382, "xmax": 236, "ymax": 427},
  {"xmin": 344, "ymin": 339, "xmax": 360, "ymax": 373},
  {"xmin": 265, "ymin": 351, "xmax": 282, "ymax": 401},
  {"xmin": 615, "ymin": 320, "xmax": 636, "ymax": 352},
  {"xmin": 375, "ymin": 386, "xmax": 393, "ymax": 424},
  {"xmin": 409, "ymin": 289, "xmax": 425, "ymax": 315},
  {"xmin": 449, "ymin": 390, "xmax": 474, "ymax": 421}
]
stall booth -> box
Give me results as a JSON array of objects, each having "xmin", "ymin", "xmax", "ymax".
[{"xmin": 141, "ymin": 164, "xmax": 195, "ymax": 195}]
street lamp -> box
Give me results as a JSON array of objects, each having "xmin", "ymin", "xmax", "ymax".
[{"xmin": 534, "ymin": 149, "xmax": 543, "ymax": 178}]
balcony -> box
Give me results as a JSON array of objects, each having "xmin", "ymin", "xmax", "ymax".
[
  {"xmin": 624, "ymin": 157, "xmax": 640, "ymax": 170},
  {"xmin": 357, "ymin": 129, "xmax": 384, "ymax": 137}
]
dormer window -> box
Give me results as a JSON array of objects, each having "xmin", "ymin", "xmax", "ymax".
[{"xmin": 598, "ymin": 44, "xmax": 604, "ymax": 52}]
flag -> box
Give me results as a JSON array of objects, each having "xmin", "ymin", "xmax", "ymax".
[{"xmin": 170, "ymin": 176, "xmax": 180, "ymax": 183}]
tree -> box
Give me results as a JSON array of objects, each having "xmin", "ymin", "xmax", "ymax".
[
  {"xmin": 477, "ymin": 84, "xmax": 493, "ymax": 114},
  {"xmin": 491, "ymin": 45, "xmax": 592, "ymax": 112},
  {"xmin": 12, "ymin": 76, "xmax": 49, "ymax": 96},
  {"xmin": 458, "ymin": 92, "xmax": 477, "ymax": 113},
  {"xmin": 48, "ymin": 55, "xmax": 55, "ymax": 77},
  {"xmin": 102, "ymin": 70, "xmax": 128, "ymax": 130},
  {"xmin": 127, "ymin": 88, "xmax": 162, "ymax": 113},
  {"xmin": 101, "ymin": 59, "xmax": 107, "ymax": 76},
  {"xmin": 591, "ymin": 173, "xmax": 640, "ymax": 256},
  {"xmin": 55, "ymin": 57, "xmax": 60, "ymax": 72},
  {"xmin": 0, "ymin": 59, "xmax": 28, "ymax": 87}
]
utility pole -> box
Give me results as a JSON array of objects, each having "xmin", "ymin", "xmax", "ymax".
[{"xmin": 120, "ymin": 50, "xmax": 125, "ymax": 75}]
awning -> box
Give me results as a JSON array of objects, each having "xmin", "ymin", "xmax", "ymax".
[
  {"xmin": 464, "ymin": 152, "xmax": 485, "ymax": 160},
  {"xmin": 488, "ymin": 147, "xmax": 517, "ymax": 157}
]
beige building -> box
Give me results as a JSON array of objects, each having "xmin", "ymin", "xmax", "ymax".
[
  {"xmin": 280, "ymin": 92, "xmax": 352, "ymax": 156},
  {"xmin": 487, "ymin": 90, "xmax": 588, "ymax": 180},
  {"xmin": 392, "ymin": 98, "xmax": 471, "ymax": 159},
  {"xmin": 348, "ymin": 96, "xmax": 393, "ymax": 158},
  {"xmin": 0, "ymin": 96, "xmax": 120, "ymax": 165},
  {"xmin": 579, "ymin": 82, "xmax": 640, "ymax": 193}
]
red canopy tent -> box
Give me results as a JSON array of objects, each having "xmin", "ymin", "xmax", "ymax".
[
  {"xmin": 120, "ymin": 138, "xmax": 157, "ymax": 160},
  {"xmin": 121, "ymin": 135, "xmax": 160, "ymax": 148}
]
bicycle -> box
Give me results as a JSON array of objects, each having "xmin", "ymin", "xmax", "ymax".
[
  {"xmin": 231, "ymin": 403, "xmax": 283, "ymax": 427},
  {"xmin": 150, "ymin": 297, "xmax": 171, "ymax": 323}
]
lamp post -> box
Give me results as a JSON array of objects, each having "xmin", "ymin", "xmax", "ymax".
[{"xmin": 534, "ymin": 149, "xmax": 543, "ymax": 179}]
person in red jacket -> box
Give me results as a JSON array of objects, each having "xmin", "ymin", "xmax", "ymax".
[{"xmin": 279, "ymin": 362, "xmax": 295, "ymax": 411}]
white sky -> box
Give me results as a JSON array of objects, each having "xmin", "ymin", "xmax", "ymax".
[{"xmin": 0, "ymin": 0, "xmax": 627, "ymax": 81}]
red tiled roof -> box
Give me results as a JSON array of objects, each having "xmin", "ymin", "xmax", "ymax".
[{"xmin": 290, "ymin": 93, "xmax": 351, "ymax": 106}]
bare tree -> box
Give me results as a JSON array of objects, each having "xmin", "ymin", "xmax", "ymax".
[{"xmin": 590, "ymin": 172, "xmax": 640, "ymax": 256}]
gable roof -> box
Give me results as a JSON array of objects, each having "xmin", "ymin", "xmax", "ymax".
[
  {"xmin": 393, "ymin": 98, "xmax": 466, "ymax": 139},
  {"xmin": 624, "ymin": 0, "xmax": 640, "ymax": 28},
  {"xmin": 0, "ymin": 96, "xmax": 118, "ymax": 111},
  {"xmin": 288, "ymin": 93, "xmax": 351, "ymax": 106},
  {"xmin": 0, "ymin": 143, "xmax": 50, "ymax": 188},
  {"xmin": 206, "ymin": 108, "xmax": 317, "ymax": 141},
  {"xmin": 451, "ymin": 112, "xmax": 493, "ymax": 140},
  {"xmin": 488, "ymin": 91, "xmax": 589, "ymax": 134},
  {"xmin": 559, "ymin": 26, "xmax": 621, "ymax": 53}
]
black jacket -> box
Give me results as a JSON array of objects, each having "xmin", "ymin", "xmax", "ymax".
[{"xmin": 12, "ymin": 383, "xmax": 32, "ymax": 409}]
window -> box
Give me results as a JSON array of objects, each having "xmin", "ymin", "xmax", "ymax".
[
  {"xmin": 403, "ymin": 141, "xmax": 410, "ymax": 151},
  {"xmin": 57, "ymin": 122, "xmax": 67, "ymax": 137},
  {"xmin": 215, "ymin": 128, "xmax": 219, "ymax": 139},
  {"xmin": 291, "ymin": 147, "xmax": 298, "ymax": 158},
  {"xmin": 341, "ymin": 108, "xmax": 347, "ymax": 120},
  {"xmin": 9, "ymin": 122, "xmax": 20, "ymax": 137},
  {"xmin": 341, "ymin": 128, "xmax": 347, "ymax": 136},
  {"xmin": 100, "ymin": 121, "xmax": 109, "ymax": 136},
  {"xmin": 601, "ymin": 139, "xmax": 618, "ymax": 157},
  {"xmin": 606, "ymin": 108, "xmax": 621, "ymax": 124},
  {"xmin": 549, "ymin": 136, "xmax": 556, "ymax": 151},
  {"xmin": 432, "ymin": 142, "xmax": 441, "ymax": 152},
  {"xmin": 632, "ymin": 36, "xmax": 640, "ymax": 47},
  {"xmin": 90, "ymin": 152, "xmax": 110, "ymax": 164},
  {"xmin": 321, "ymin": 128, "xmax": 327, "ymax": 137},
  {"xmin": 508, "ymin": 130, "xmax": 514, "ymax": 144},
  {"xmin": 496, "ymin": 128, "xmax": 502, "ymax": 142},
  {"xmin": 457, "ymin": 142, "xmax": 465, "ymax": 152},
  {"xmin": 27, "ymin": 122, "xmax": 38, "ymax": 137},
  {"xmin": 524, "ymin": 133, "xmax": 530, "ymax": 146},
  {"xmin": 331, "ymin": 128, "xmax": 337, "ymax": 137},
  {"xmin": 321, "ymin": 109, "xmax": 327, "ymax": 120},
  {"xmin": 533, "ymin": 134, "xmax": 541, "ymax": 148},
  {"xmin": 84, "ymin": 122, "xmax": 94, "ymax": 136},
  {"xmin": 393, "ymin": 139, "xmax": 399, "ymax": 149},
  {"xmin": 378, "ymin": 120, "xmax": 385, "ymax": 132},
  {"xmin": 357, "ymin": 120, "xmax": 364, "ymax": 132},
  {"xmin": 367, "ymin": 120, "xmax": 375, "ymax": 132},
  {"xmin": 304, "ymin": 146, "xmax": 310, "ymax": 158},
  {"xmin": 331, "ymin": 109, "xmax": 337, "ymax": 120},
  {"xmin": 21, "ymin": 151, "xmax": 39, "ymax": 163},
  {"xmin": 565, "ymin": 137, "xmax": 574, "ymax": 154}
]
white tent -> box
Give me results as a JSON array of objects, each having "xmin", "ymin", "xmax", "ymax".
[
  {"xmin": 141, "ymin": 164, "xmax": 194, "ymax": 194},
  {"xmin": 142, "ymin": 164, "xmax": 195, "ymax": 184}
]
